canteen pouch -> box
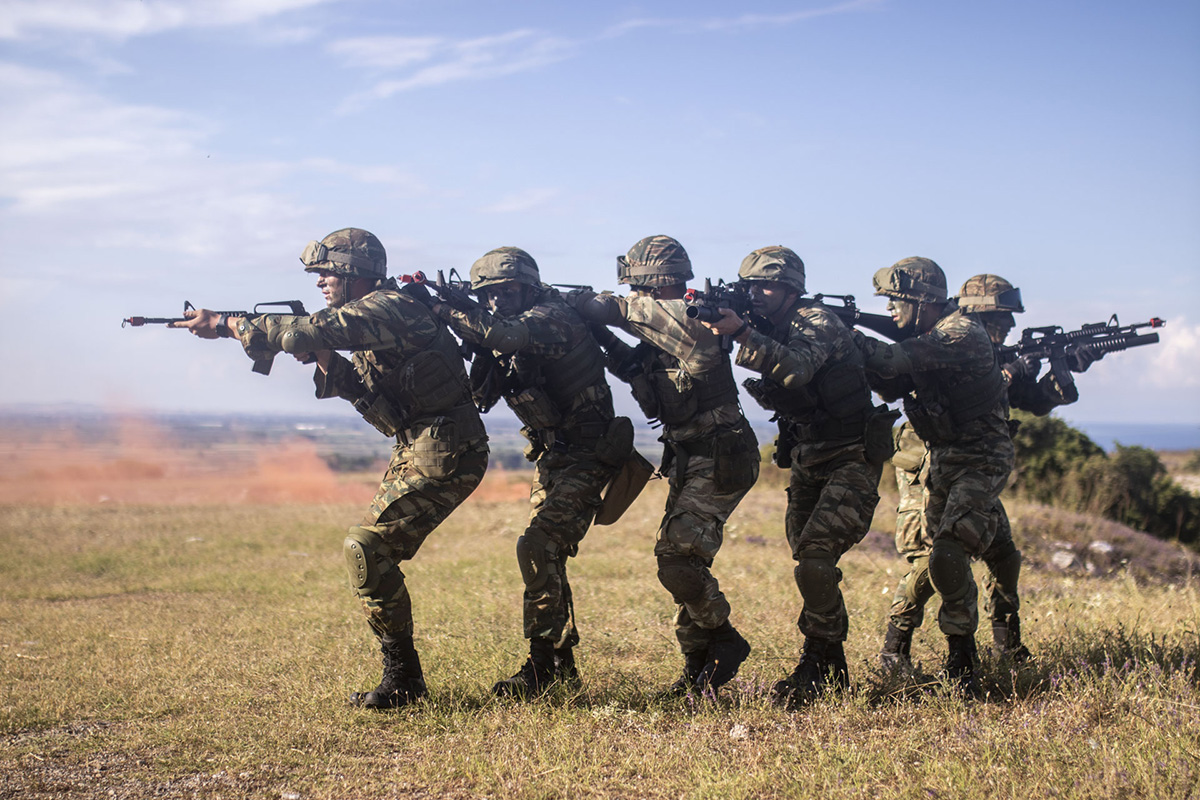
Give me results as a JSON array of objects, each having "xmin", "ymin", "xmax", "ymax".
[
  {"xmin": 594, "ymin": 416, "xmax": 635, "ymax": 467},
  {"xmin": 712, "ymin": 427, "xmax": 759, "ymax": 493}
]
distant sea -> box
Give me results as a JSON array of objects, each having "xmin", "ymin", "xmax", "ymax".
[{"xmin": 1073, "ymin": 422, "xmax": 1200, "ymax": 452}]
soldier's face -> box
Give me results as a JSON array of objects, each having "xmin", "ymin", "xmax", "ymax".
[
  {"xmin": 887, "ymin": 297, "xmax": 918, "ymax": 332},
  {"xmin": 316, "ymin": 269, "xmax": 349, "ymax": 308},
  {"xmin": 483, "ymin": 281, "xmax": 528, "ymax": 318},
  {"xmin": 978, "ymin": 311, "xmax": 1016, "ymax": 345},
  {"xmin": 748, "ymin": 281, "xmax": 796, "ymax": 321}
]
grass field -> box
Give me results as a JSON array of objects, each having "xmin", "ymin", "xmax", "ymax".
[{"xmin": 2, "ymin": 463, "xmax": 1198, "ymax": 799}]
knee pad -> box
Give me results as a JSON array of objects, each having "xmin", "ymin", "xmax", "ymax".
[
  {"xmin": 794, "ymin": 556, "xmax": 841, "ymax": 615},
  {"xmin": 928, "ymin": 539, "xmax": 971, "ymax": 603},
  {"xmin": 344, "ymin": 526, "xmax": 388, "ymax": 595},
  {"xmin": 516, "ymin": 528, "xmax": 558, "ymax": 592},
  {"xmin": 657, "ymin": 555, "xmax": 705, "ymax": 603}
]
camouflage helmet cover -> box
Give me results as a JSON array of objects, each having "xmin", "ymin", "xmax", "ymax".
[
  {"xmin": 738, "ymin": 245, "xmax": 806, "ymax": 294},
  {"xmin": 618, "ymin": 235, "xmax": 694, "ymax": 287},
  {"xmin": 470, "ymin": 247, "xmax": 541, "ymax": 292},
  {"xmin": 299, "ymin": 228, "xmax": 387, "ymax": 279},
  {"xmin": 872, "ymin": 256, "xmax": 948, "ymax": 303},
  {"xmin": 956, "ymin": 274, "xmax": 1024, "ymax": 313}
]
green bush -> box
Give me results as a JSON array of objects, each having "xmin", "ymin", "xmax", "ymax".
[{"xmin": 1010, "ymin": 411, "xmax": 1199, "ymax": 546}]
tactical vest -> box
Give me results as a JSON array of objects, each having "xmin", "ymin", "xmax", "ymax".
[
  {"xmin": 503, "ymin": 324, "xmax": 612, "ymax": 438},
  {"xmin": 349, "ymin": 294, "xmax": 481, "ymax": 439},
  {"xmin": 626, "ymin": 343, "xmax": 739, "ymax": 426},
  {"xmin": 747, "ymin": 359, "xmax": 873, "ymax": 442},
  {"xmin": 904, "ymin": 357, "xmax": 1006, "ymax": 445}
]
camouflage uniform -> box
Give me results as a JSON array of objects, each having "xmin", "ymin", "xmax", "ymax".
[
  {"xmin": 886, "ymin": 275, "xmax": 1080, "ymax": 659},
  {"xmin": 861, "ymin": 258, "xmax": 1014, "ymax": 693},
  {"xmin": 580, "ymin": 235, "xmax": 759, "ymax": 694},
  {"xmin": 435, "ymin": 248, "xmax": 626, "ymax": 695},
  {"xmin": 731, "ymin": 246, "xmax": 891, "ymax": 705},
  {"xmin": 233, "ymin": 228, "xmax": 488, "ymax": 708}
]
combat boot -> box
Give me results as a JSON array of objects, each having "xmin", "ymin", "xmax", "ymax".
[
  {"xmin": 493, "ymin": 638, "xmax": 558, "ymax": 699},
  {"xmin": 349, "ymin": 635, "xmax": 428, "ymax": 710},
  {"xmin": 663, "ymin": 649, "xmax": 710, "ymax": 696},
  {"xmin": 879, "ymin": 623, "xmax": 914, "ymax": 671},
  {"xmin": 694, "ymin": 621, "xmax": 751, "ymax": 694},
  {"xmin": 553, "ymin": 645, "xmax": 581, "ymax": 688},
  {"xmin": 991, "ymin": 612, "xmax": 1032, "ymax": 664},
  {"xmin": 771, "ymin": 636, "xmax": 849, "ymax": 708},
  {"xmin": 944, "ymin": 634, "xmax": 982, "ymax": 699}
]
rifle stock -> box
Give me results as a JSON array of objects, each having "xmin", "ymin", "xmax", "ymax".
[{"xmin": 813, "ymin": 293, "xmax": 903, "ymax": 341}]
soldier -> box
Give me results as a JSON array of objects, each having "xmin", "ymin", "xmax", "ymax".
[
  {"xmin": 856, "ymin": 257, "xmax": 1014, "ymax": 696},
  {"xmin": 574, "ymin": 235, "xmax": 759, "ymax": 696},
  {"xmin": 880, "ymin": 274, "xmax": 1096, "ymax": 668},
  {"xmin": 430, "ymin": 247, "xmax": 630, "ymax": 698},
  {"xmin": 172, "ymin": 228, "xmax": 489, "ymax": 709},
  {"xmin": 702, "ymin": 246, "xmax": 895, "ymax": 705}
]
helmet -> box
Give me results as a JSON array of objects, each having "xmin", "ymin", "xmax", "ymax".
[
  {"xmin": 618, "ymin": 235, "xmax": 693, "ymax": 288},
  {"xmin": 956, "ymin": 274, "xmax": 1024, "ymax": 313},
  {"xmin": 299, "ymin": 228, "xmax": 387, "ymax": 279},
  {"xmin": 872, "ymin": 257, "xmax": 947, "ymax": 303},
  {"xmin": 738, "ymin": 246, "xmax": 806, "ymax": 294},
  {"xmin": 470, "ymin": 247, "xmax": 541, "ymax": 292}
]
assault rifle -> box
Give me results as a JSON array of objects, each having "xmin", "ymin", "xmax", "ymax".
[
  {"xmin": 996, "ymin": 315, "xmax": 1165, "ymax": 369},
  {"xmin": 684, "ymin": 278, "xmax": 753, "ymax": 323},
  {"xmin": 422, "ymin": 268, "xmax": 480, "ymax": 311},
  {"xmin": 812, "ymin": 294, "xmax": 903, "ymax": 341},
  {"xmin": 122, "ymin": 300, "xmax": 308, "ymax": 375}
]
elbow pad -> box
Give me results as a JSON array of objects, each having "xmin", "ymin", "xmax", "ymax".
[
  {"xmin": 770, "ymin": 354, "xmax": 813, "ymax": 390},
  {"xmin": 864, "ymin": 342, "xmax": 913, "ymax": 378},
  {"xmin": 276, "ymin": 319, "xmax": 322, "ymax": 354},
  {"xmin": 481, "ymin": 325, "xmax": 530, "ymax": 353}
]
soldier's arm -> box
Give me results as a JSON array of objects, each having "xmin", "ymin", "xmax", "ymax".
[
  {"xmin": 435, "ymin": 303, "xmax": 571, "ymax": 355},
  {"xmin": 736, "ymin": 310, "xmax": 837, "ymax": 389},
  {"xmin": 621, "ymin": 295, "xmax": 726, "ymax": 374}
]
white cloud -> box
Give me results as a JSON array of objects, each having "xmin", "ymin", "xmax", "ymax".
[
  {"xmin": 602, "ymin": 0, "xmax": 884, "ymax": 38},
  {"xmin": 332, "ymin": 29, "xmax": 576, "ymax": 110},
  {"xmin": 0, "ymin": 0, "xmax": 338, "ymax": 40}
]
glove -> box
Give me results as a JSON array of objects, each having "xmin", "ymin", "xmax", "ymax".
[
  {"xmin": 1003, "ymin": 354, "xmax": 1041, "ymax": 383},
  {"xmin": 1065, "ymin": 343, "xmax": 1102, "ymax": 372}
]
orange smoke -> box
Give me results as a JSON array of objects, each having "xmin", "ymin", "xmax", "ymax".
[{"xmin": 0, "ymin": 418, "xmax": 529, "ymax": 506}]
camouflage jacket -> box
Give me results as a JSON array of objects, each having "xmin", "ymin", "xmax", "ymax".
[
  {"xmin": 582, "ymin": 293, "xmax": 744, "ymax": 441},
  {"xmin": 737, "ymin": 299, "xmax": 873, "ymax": 461},
  {"xmin": 860, "ymin": 304, "xmax": 1008, "ymax": 447},
  {"xmin": 437, "ymin": 285, "xmax": 614, "ymax": 439},
  {"xmin": 235, "ymin": 278, "xmax": 482, "ymax": 442}
]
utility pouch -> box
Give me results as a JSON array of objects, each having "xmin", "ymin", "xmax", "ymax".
[
  {"xmin": 410, "ymin": 417, "xmax": 460, "ymax": 479},
  {"xmin": 903, "ymin": 397, "xmax": 957, "ymax": 446},
  {"xmin": 863, "ymin": 405, "xmax": 902, "ymax": 466},
  {"xmin": 594, "ymin": 416, "xmax": 635, "ymax": 468},
  {"xmin": 354, "ymin": 393, "xmax": 406, "ymax": 438},
  {"xmin": 711, "ymin": 427, "xmax": 759, "ymax": 493},
  {"xmin": 773, "ymin": 420, "xmax": 796, "ymax": 470},
  {"xmin": 595, "ymin": 448, "xmax": 654, "ymax": 526}
]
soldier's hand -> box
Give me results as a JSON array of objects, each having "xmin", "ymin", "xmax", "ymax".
[
  {"xmin": 702, "ymin": 307, "xmax": 747, "ymax": 337},
  {"xmin": 1003, "ymin": 354, "xmax": 1041, "ymax": 382},
  {"xmin": 169, "ymin": 308, "xmax": 226, "ymax": 339},
  {"xmin": 1066, "ymin": 343, "xmax": 1102, "ymax": 372}
]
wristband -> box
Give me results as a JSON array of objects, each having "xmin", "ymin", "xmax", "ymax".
[
  {"xmin": 732, "ymin": 320, "xmax": 750, "ymax": 340},
  {"xmin": 217, "ymin": 314, "xmax": 232, "ymax": 338}
]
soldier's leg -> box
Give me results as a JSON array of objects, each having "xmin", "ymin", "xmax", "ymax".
[
  {"xmin": 655, "ymin": 451, "xmax": 756, "ymax": 692},
  {"xmin": 348, "ymin": 443, "xmax": 487, "ymax": 707},
  {"xmin": 981, "ymin": 499, "xmax": 1029, "ymax": 660}
]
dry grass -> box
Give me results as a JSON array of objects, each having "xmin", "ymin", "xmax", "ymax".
[{"xmin": 1, "ymin": 473, "xmax": 1198, "ymax": 799}]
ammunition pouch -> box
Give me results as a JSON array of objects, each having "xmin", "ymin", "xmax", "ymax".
[
  {"xmin": 906, "ymin": 360, "xmax": 1006, "ymax": 445},
  {"xmin": 507, "ymin": 385, "xmax": 563, "ymax": 430},
  {"xmin": 863, "ymin": 405, "xmax": 902, "ymax": 467},
  {"xmin": 354, "ymin": 393, "xmax": 407, "ymax": 437},
  {"xmin": 773, "ymin": 419, "xmax": 797, "ymax": 470},
  {"xmin": 711, "ymin": 426, "xmax": 759, "ymax": 493},
  {"xmin": 408, "ymin": 416, "xmax": 461, "ymax": 480},
  {"xmin": 902, "ymin": 396, "xmax": 958, "ymax": 446},
  {"xmin": 593, "ymin": 416, "xmax": 635, "ymax": 467}
]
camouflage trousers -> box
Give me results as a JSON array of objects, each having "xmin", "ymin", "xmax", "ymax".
[
  {"xmin": 655, "ymin": 435, "xmax": 759, "ymax": 655},
  {"xmin": 889, "ymin": 498, "xmax": 1021, "ymax": 632},
  {"xmin": 915, "ymin": 435, "xmax": 1013, "ymax": 637},
  {"xmin": 349, "ymin": 440, "xmax": 489, "ymax": 639},
  {"xmin": 786, "ymin": 449, "xmax": 882, "ymax": 642},
  {"xmin": 520, "ymin": 448, "xmax": 620, "ymax": 647}
]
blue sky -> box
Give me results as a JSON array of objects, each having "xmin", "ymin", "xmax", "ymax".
[{"xmin": 1, "ymin": 0, "xmax": 1197, "ymax": 426}]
